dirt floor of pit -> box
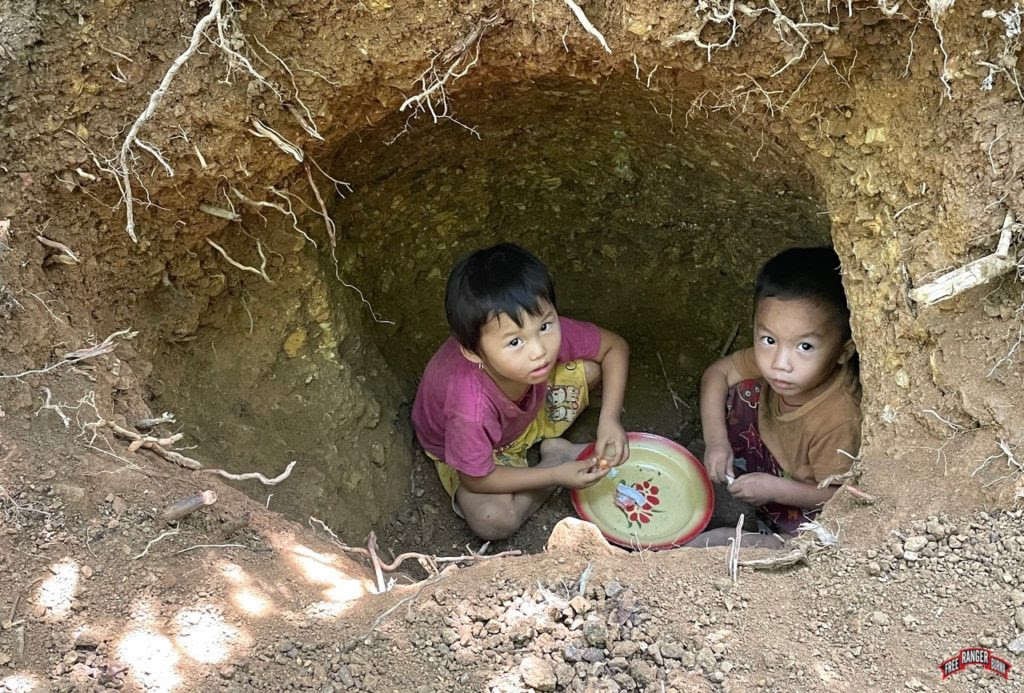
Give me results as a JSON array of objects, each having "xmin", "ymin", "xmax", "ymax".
[{"xmin": 2, "ymin": 410, "xmax": 1023, "ymax": 693}]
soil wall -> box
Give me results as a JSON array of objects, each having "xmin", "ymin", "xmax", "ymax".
[{"xmin": 2, "ymin": 0, "xmax": 1023, "ymax": 541}]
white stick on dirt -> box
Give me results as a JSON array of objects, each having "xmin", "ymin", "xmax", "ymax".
[
  {"xmin": 199, "ymin": 460, "xmax": 297, "ymax": 486},
  {"xmin": 206, "ymin": 238, "xmax": 272, "ymax": 283},
  {"xmin": 563, "ymin": 0, "xmax": 612, "ymax": 53},
  {"xmin": 909, "ymin": 212, "xmax": 1019, "ymax": 305},
  {"xmin": 35, "ymin": 235, "xmax": 80, "ymax": 263},
  {"xmin": 133, "ymin": 529, "xmax": 180, "ymax": 560},
  {"xmin": 86, "ymin": 419, "xmax": 202, "ymax": 470},
  {"xmin": 117, "ymin": 0, "xmax": 224, "ymax": 242}
]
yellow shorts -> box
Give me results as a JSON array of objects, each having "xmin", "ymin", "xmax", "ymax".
[{"xmin": 429, "ymin": 359, "xmax": 590, "ymax": 502}]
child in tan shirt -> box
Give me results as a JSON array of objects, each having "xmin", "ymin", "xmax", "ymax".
[{"xmin": 689, "ymin": 247, "xmax": 861, "ymax": 547}]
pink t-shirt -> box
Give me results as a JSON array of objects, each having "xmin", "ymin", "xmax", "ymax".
[{"xmin": 411, "ymin": 317, "xmax": 600, "ymax": 478}]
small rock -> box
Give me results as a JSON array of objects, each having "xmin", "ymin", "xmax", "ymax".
[
  {"xmin": 707, "ymin": 670, "xmax": 726, "ymax": 683},
  {"xmin": 629, "ymin": 660, "xmax": 656, "ymax": 685},
  {"xmin": 283, "ymin": 328, "xmax": 307, "ymax": 358},
  {"xmin": 546, "ymin": 518, "xmax": 624, "ymax": 556},
  {"xmin": 569, "ymin": 596, "xmax": 592, "ymax": 614},
  {"xmin": 869, "ymin": 611, "xmax": 891, "ymax": 626},
  {"xmin": 611, "ymin": 641, "xmax": 639, "ymax": 658},
  {"xmin": 660, "ymin": 642, "xmax": 687, "ymax": 660},
  {"xmin": 219, "ymin": 665, "xmax": 235, "ymax": 679},
  {"xmin": 648, "ymin": 642, "xmax": 664, "ymax": 665},
  {"xmin": 581, "ymin": 648, "xmax": 605, "ymax": 663},
  {"xmin": 0, "ymin": 653, "xmax": 11, "ymax": 666},
  {"xmin": 554, "ymin": 662, "xmax": 576, "ymax": 687},
  {"xmin": 337, "ymin": 665, "xmax": 355, "ymax": 688},
  {"xmin": 562, "ymin": 644, "xmax": 581, "ymax": 663},
  {"xmin": 904, "ymin": 550, "xmax": 920, "ymax": 562},
  {"xmin": 1008, "ymin": 635, "xmax": 1024, "ymax": 655},
  {"xmin": 680, "ymin": 651, "xmax": 697, "ymax": 669},
  {"xmin": 866, "ymin": 562, "xmax": 881, "ymax": 576},
  {"xmin": 520, "ymin": 655, "xmax": 556, "ymax": 691},
  {"xmin": 81, "ymin": 565, "xmax": 93, "ymax": 579},
  {"xmin": 276, "ymin": 640, "xmax": 294, "ymax": 653},
  {"xmin": 925, "ymin": 519, "xmax": 945, "ymax": 539},
  {"xmin": 111, "ymin": 496, "xmax": 128, "ymax": 518},
  {"xmin": 603, "ymin": 581, "xmax": 625, "ymax": 599},
  {"xmin": 905, "ymin": 677, "xmax": 923, "ymax": 690},
  {"xmin": 904, "ymin": 536, "xmax": 928, "ymax": 553},
  {"xmin": 696, "ymin": 646, "xmax": 717, "ymax": 671},
  {"xmin": 1014, "ymin": 607, "xmax": 1024, "ymax": 631},
  {"xmin": 583, "ymin": 617, "xmax": 608, "ymax": 647}
]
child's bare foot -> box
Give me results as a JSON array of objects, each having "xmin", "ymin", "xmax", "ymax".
[{"xmin": 538, "ymin": 438, "xmax": 589, "ymax": 467}]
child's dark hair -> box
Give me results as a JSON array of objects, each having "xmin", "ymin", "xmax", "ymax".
[
  {"xmin": 754, "ymin": 247, "xmax": 851, "ymax": 340},
  {"xmin": 445, "ymin": 243, "xmax": 557, "ymax": 352}
]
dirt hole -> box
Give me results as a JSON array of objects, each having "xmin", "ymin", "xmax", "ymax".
[{"xmin": 144, "ymin": 76, "xmax": 834, "ymax": 553}]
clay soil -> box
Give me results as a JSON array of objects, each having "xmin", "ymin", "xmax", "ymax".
[{"xmin": 3, "ymin": 0, "xmax": 1024, "ymax": 691}]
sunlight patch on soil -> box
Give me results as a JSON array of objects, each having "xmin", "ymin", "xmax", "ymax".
[
  {"xmin": 173, "ymin": 608, "xmax": 243, "ymax": 664},
  {"xmin": 116, "ymin": 630, "xmax": 181, "ymax": 693},
  {"xmin": 286, "ymin": 543, "xmax": 371, "ymax": 618},
  {"xmin": 220, "ymin": 562, "xmax": 274, "ymax": 617},
  {"xmin": 0, "ymin": 674, "xmax": 43, "ymax": 693},
  {"xmin": 231, "ymin": 588, "xmax": 272, "ymax": 617},
  {"xmin": 36, "ymin": 558, "xmax": 79, "ymax": 617}
]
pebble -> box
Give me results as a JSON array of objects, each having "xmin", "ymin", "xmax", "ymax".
[
  {"xmin": 629, "ymin": 660, "xmax": 656, "ymax": 685},
  {"xmin": 562, "ymin": 644, "xmax": 581, "ymax": 663},
  {"xmin": 869, "ymin": 611, "xmax": 891, "ymax": 626},
  {"xmin": 1014, "ymin": 607, "xmax": 1024, "ymax": 631},
  {"xmin": 1008, "ymin": 636, "xmax": 1024, "ymax": 655},
  {"xmin": 660, "ymin": 642, "xmax": 687, "ymax": 659},
  {"xmin": 582, "ymin": 617, "xmax": 607, "ymax": 647},
  {"xmin": 866, "ymin": 562, "xmax": 881, "ymax": 576},
  {"xmin": 581, "ymin": 648, "xmax": 605, "ymax": 663},
  {"xmin": 696, "ymin": 646, "xmax": 717, "ymax": 671},
  {"xmin": 81, "ymin": 565, "xmax": 93, "ymax": 579},
  {"xmin": 603, "ymin": 582, "xmax": 624, "ymax": 599},
  {"xmin": 520, "ymin": 655, "xmax": 556, "ymax": 691},
  {"xmin": 925, "ymin": 520, "xmax": 945, "ymax": 539},
  {"xmin": 904, "ymin": 536, "xmax": 928, "ymax": 553},
  {"xmin": 569, "ymin": 596, "xmax": 592, "ymax": 614}
]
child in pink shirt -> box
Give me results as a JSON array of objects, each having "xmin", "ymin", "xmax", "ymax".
[{"xmin": 412, "ymin": 243, "xmax": 631, "ymax": 540}]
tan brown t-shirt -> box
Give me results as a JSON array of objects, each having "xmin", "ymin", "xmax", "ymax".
[{"xmin": 732, "ymin": 348, "xmax": 861, "ymax": 484}]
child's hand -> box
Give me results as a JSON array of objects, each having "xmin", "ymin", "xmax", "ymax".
[
  {"xmin": 703, "ymin": 442, "xmax": 735, "ymax": 484},
  {"xmin": 553, "ymin": 459, "xmax": 610, "ymax": 489},
  {"xmin": 727, "ymin": 472, "xmax": 779, "ymax": 506},
  {"xmin": 593, "ymin": 419, "xmax": 629, "ymax": 468}
]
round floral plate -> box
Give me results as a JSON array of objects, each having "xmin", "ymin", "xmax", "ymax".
[{"xmin": 569, "ymin": 432, "xmax": 713, "ymax": 550}]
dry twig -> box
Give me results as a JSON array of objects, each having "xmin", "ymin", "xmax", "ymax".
[
  {"xmin": 909, "ymin": 212, "xmax": 1019, "ymax": 305},
  {"xmin": 563, "ymin": 0, "xmax": 612, "ymax": 53},
  {"xmin": 0, "ymin": 329, "xmax": 136, "ymax": 380},
  {"xmin": 341, "ymin": 575, "xmax": 446, "ymax": 653},
  {"xmin": 85, "ymin": 418, "xmax": 201, "ymax": 470},
  {"xmin": 133, "ymin": 528, "xmax": 180, "ymax": 560},
  {"xmin": 308, "ymin": 516, "xmax": 521, "ymax": 576},
  {"xmin": 199, "ymin": 460, "xmax": 297, "ymax": 486}
]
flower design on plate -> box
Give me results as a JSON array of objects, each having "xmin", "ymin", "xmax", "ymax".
[{"xmin": 622, "ymin": 479, "xmax": 661, "ymax": 528}]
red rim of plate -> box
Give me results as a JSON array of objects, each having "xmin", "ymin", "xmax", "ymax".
[{"xmin": 569, "ymin": 432, "xmax": 714, "ymax": 550}]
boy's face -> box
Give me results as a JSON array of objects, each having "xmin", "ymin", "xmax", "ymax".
[
  {"xmin": 753, "ymin": 297, "xmax": 853, "ymax": 406},
  {"xmin": 460, "ymin": 300, "xmax": 562, "ymax": 400}
]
